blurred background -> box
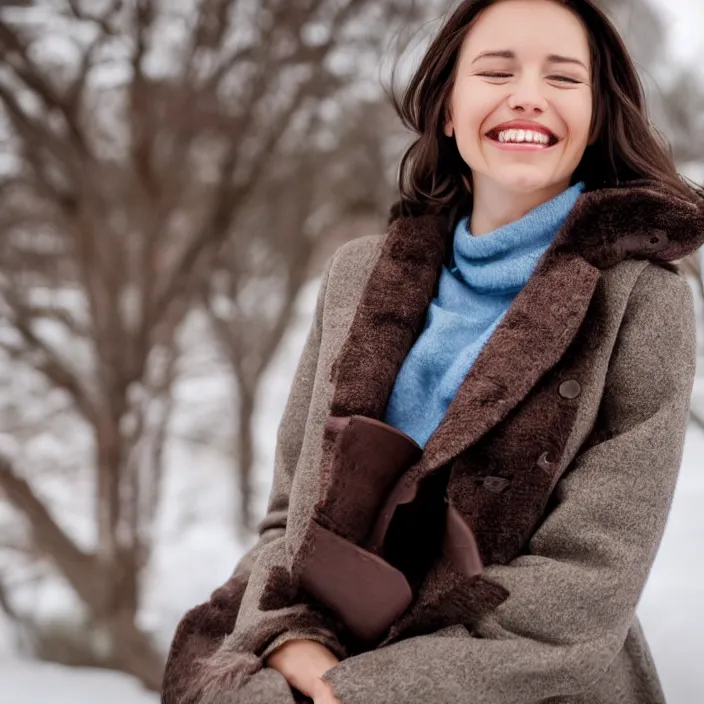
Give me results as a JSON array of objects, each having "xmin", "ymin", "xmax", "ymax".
[{"xmin": 0, "ymin": 0, "xmax": 701, "ymax": 702}]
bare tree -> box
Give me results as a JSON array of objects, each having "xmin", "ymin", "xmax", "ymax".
[
  {"xmin": 204, "ymin": 97, "xmax": 402, "ymax": 531},
  {"xmin": 0, "ymin": 0, "xmax": 429, "ymax": 687}
]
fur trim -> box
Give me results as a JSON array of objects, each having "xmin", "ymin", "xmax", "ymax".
[
  {"xmin": 329, "ymin": 213, "xmax": 448, "ymax": 420},
  {"xmin": 555, "ymin": 181, "xmax": 704, "ymax": 267},
  {"xmin": 389, "ymin": 180, "xmax": 704, "ymax": 267},
  {"xmin": 415, "ymin": 249, "xmax": 600, "ymax": 480},
  {"xmin": 379, "ymin": 558, "xmax": 510, "ymax": 645},
  {"xmin": 196, "ymin": 608, "xmax": 345, "ymax": 695},
  {"xmin": 161, "ymin": 573, "xmax": 249, "ymax": 704}
]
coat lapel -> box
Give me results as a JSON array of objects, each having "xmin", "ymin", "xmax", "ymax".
[
  {"xmin": 328, "ymin": 212, "xmax": 448, "ymax": 420},
  {"xmin": 295, "ymin": 211, "xmax": 449, "ymax": 580},
  {"xmin": 414, "ymin": 248, "xmax": 600, "ymax": 480},
  {"xmin": 327, "ymin": 203, "xmax": 601, "ymax": 483}
]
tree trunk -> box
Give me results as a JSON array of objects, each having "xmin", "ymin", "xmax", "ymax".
[
  {"xmin": 236, "ymin": 384, "xmax": 256, "ymax": 533},
  {"xmin": 104, "ymin": 613, "xmax": 165, "ymax": 691}
]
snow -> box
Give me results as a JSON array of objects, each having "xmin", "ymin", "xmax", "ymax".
[
  {"xmin": 0, "ymin": 659, "xmax": 158, "ymax": 704},
  {"xmin": 657, "ymin": 0, "xmax": 704, "ymax": 65},
  {"xmin": 638, "ymin": 428, "xmax": 704, "ymax": 703}
]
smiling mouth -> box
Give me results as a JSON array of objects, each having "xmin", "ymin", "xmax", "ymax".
[{"xmin": 485, "ymin": 128, "xmax": 559, "ymax": 147}]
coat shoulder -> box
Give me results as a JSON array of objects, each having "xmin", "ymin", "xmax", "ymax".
[
  {"xmin": 629, "ymin": 260, "xmax": 695, "ymax": 305},
  {"xmin": 609, "ymin": 261, "xmax": 696, "ymax": 336},
  {"xmin": 600, "ymin": 259, "xmax": 694, "ymax": 311},
  {"xmin": 325, "ymin": 234, "xmax": 388, "ymax": 307},
  {"xmin": 331, "ymin": 233, "xmax": 387, "ymax": 268},
  {"xmin": 608, "ymin": 261, "xmax": 697, "ymax": 388}
]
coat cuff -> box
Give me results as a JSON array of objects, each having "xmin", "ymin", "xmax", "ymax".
[
  {"xmin": 192, "ymin": 538, "xmax": 347, "ymax": 698},
  {"xmin": 197, "ymin": 665, "xmax": 296, "ymax": 704},
  {"xmin": 261, "ymin": 627, "xmax": 348, "ymax": 661}
]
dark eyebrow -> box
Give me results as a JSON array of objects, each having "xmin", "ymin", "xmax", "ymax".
[
  {"xmin": 547, "ymin": 53, "xmax": 589, "ymax": 71},
  {"xmin": 471, "ymin": 50, "xmax": 514, "ymax": 64},
  {"xmin": 471, "ymin": 50, "xmax": 588, "ymax": 72}
]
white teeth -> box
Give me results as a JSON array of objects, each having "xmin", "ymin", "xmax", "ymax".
[{"xmin": 495, "ymin": 128, "xmax": 551, "ymax": 145}]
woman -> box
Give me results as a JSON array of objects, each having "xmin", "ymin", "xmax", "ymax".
[{"xmin": 162, "ymin": 1, "xmax": 704, "ymax": 702}]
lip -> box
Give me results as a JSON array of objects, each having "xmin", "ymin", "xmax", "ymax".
[{"xmin": 485, "ymin": 120, "xmax": 559, "ymax": 145}]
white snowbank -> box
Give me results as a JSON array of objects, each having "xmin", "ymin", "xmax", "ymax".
[{"xmin": 0, "ymin": 658, "xmax": 158, "ymax": 704}]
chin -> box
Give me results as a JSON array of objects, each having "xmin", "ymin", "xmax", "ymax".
[{"xmin": 497, "ymin": 175, "xmax": 555, "ymax": 193}]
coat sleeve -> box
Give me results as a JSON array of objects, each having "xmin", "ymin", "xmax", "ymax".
[
  {"xmin": 322, "ymin": 264, "xmax": 697, "ymax": 704},
  {"xmin": 161, "ymin": 256, "xmax": 345, "ymax": 704}
]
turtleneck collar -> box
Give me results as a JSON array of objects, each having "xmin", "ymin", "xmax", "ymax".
[
  {"xmin": 449, "ymin": 181, "xmax": 585, "ymax": 295},
  {"xmin": 384, "ymin": 181, "xmax": 587, "ymax": 447}
]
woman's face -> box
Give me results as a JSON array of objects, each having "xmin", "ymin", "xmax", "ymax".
[{"xmin": 444, "ymin": 0, "xmax": 594, "ymax": 196}]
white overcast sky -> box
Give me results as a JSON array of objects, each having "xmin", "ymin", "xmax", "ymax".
[{"xmin": 657, "ymin": 0, "xmax": 704, "ymax": 63}]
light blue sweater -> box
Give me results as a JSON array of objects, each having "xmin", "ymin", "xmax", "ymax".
[{"xmin": 383, "ymin": 182, "xmax": 585, "ymax": 448}]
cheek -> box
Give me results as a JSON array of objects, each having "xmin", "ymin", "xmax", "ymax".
[
  {"xmin": 455, "ymin": 92, "xmax": 502, "ymax": 142},
  {"xmin": 564, "ymin": 95, "xmax": 594, "ymax": 146}
]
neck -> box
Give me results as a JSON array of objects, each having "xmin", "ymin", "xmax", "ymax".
[{"xmin": 470, "ymin": 178, "xmax": 572, "ymax": 236}]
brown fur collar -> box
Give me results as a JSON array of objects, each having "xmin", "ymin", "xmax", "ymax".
[
  {"xmin": 553, "ymin": 180, "xmax": 704, "ymax": 267},
  {"xmin": 388, "ymin": 180, "xmax": 704, "ymax": 269}
]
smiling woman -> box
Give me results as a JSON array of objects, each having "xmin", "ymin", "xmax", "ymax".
[
  {"xmin": 443, "ymin": 1, "xmax": 594, "ymax": 231},
  {"xmin": 390, "ymin": 0, "xmax": 702, "ymax": 230},
  {"xmin": 161, "ymin": 2, "xmax": 704, "ymax": 704}
]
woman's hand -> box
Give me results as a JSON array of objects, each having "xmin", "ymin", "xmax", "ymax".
[
  {"xmin": 311, "ymin": 678, "xmax": 343, "ymax": 704},
  {"xmin": 265, "ymin": 638, "xmax": 341, "ymax": 703}
]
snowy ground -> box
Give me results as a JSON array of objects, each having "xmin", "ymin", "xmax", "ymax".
[
  {"xmin": 0, "ymin": 659, "xmax": 159, "ymax": 704},
  {"xmin": 639, "ymin": 427, "xmax": 704, "ymax": 703},
  {"xmin": 0, "ymin": 274, "xmax": 703, "ymax": 702}
]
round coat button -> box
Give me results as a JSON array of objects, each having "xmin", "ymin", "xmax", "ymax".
[
  {"xmin": 536, "ymin": 451, "xmax": 554, "ymax": 470},
  {"xmin": 558, "ymin": 380, "xmax": 581, "ymax": 399}
]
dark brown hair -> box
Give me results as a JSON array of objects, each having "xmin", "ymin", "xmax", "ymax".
[{"xmin": 388, "ymin": 0, "xmax": 703, "ymax": 218}]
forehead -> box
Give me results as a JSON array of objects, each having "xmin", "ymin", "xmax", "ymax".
[{"xmin": 460, "ymin": 0, "xmax": 590, "ymax": 63}]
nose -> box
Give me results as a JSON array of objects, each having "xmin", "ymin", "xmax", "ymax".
[{"xmin": 507, "ymin": 75, "xmax": 548, "ymax": 114}]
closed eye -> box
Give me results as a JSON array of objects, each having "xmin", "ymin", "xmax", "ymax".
[
  {"xmin": 477, "ymin": 72, "xmax": 582, "ymax": 84},
  {"xmin": 548, "ymin": 75, "xmax": 581, "ymax": 84}
]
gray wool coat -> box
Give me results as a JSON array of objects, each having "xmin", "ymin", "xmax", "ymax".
[{"xmin": 162, "ymin": 181, "xmax": 704, "ymax": 704}]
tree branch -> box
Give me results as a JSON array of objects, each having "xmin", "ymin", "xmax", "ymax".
[
  {"xmin": 128, "ymin": 0, "xmax": 158, "ymax": 197},
  {"xmin": 2, "ymin": 290, "xmax": 97, "ymax": 421},
  {"xmin": 0, "ymin": 455, "xmax": 104, "ymax": 612},
  {"xmin": 0, "ymin": 19, "xmax": 93, "ymax": 159}
]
